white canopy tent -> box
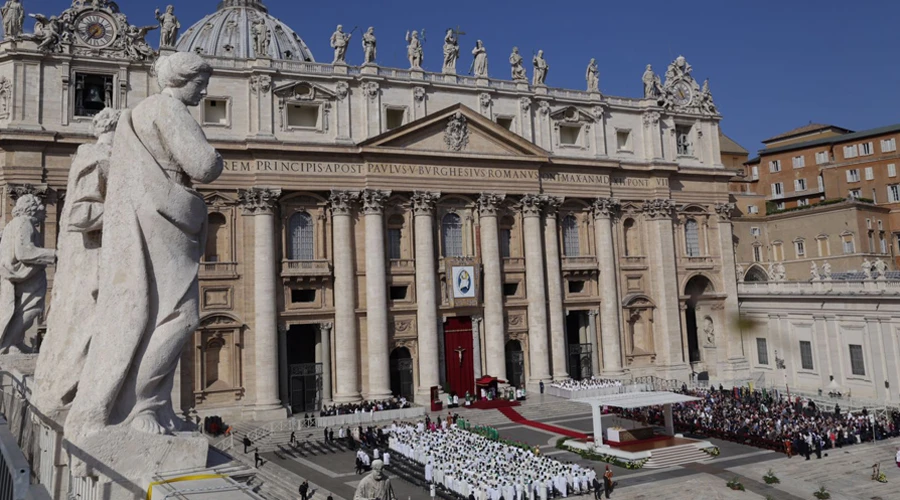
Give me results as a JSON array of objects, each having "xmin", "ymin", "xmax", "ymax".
[{"xmin": 575, "ymin": 391, "xmax": 701, "ymax": 446}]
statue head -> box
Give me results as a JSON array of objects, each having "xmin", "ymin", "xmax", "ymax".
[
  {"xmin": 512, "ymin": 46, "xmax": 518, "ymax": 53},
  {"xmin": 372, "ymin": 459, "xmax": 385, "ymax": 480},
  {"xmin": 166, "ymin": 5, "xmax": 174, "ymax": 13},
  {"xmin": 411, "ymin": 30, "xmax": 418, "ymax": 39},
  {"xmin": 366, "ymin": 26, "xmax": 373, "ymax": 33},
  {"xmin": 537, "ymin": 49, "xmax": 544, "ymax": 57},
  {"xmin": 590, "ymin": 58, "xmax": 596, "ymax": 64},
  {"xmin": 12, "ymin": 194, "xmax": 45, "ymax": 223},
  {"xmin": 646, "ymin": 64, "xmax": 652, "ymax": 71},
  {"xmin": 90, "ymin": 108, "xmax": 121, "ymax": 138},
  {"xmin": 336, "ymin": 24, "xmax": 343, "ymax": 32},
  {"xmin": 155, "ymin": 52, "xmax": 213, "ymax": 107},
  {"xmin": 476, "ymin": 40, "xmax": 483, "ymax": 48}
]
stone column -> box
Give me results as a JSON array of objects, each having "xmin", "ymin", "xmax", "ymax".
[
  {"xmin": 588, "ymin": 309, "xmax": 600, "ymax": 377},
  {"xmin": 477, "ymin": 193, "xmax": 507, "ymax": 379},
  {"xmin": 329, "ymin": 190, "xmax": 361, "ymax": 402},
  {"xmin": 472, "ymin": 315, "xmax": 483, "ymax": 380},
  {"xmin": 278, "ymin": 325, "xmax": 288, "ymax": 406},
  {"xmin": 412, "ymin": 192, "xmax": 442, "ymax": 401},
  {"xmin": 592, "ymin": 198, "xmax": 624, "ymax": 375},
  {"xmin": 362, "ymin": 189, "xmax": 392, "ymax": 400},
  {"xmin": 521, "ymin": 195, "xmax": 551, "ymax": 386},
  {"xmin": 643, "ymin": 199, "xmax": 685, "ymax": 372},
  {"xmin": 320, "ymin": 322, "xmax": 333, "ymax": 404},
  {"xmin": 715, "ymin": 203, "xmax": 745, "ymax": 363},
  {"xmin": 238, "ymin": 187, "xmax": 284, "ymax": 415},
  {"xmin": 543, "ymin": 197, "xmax": 568, "ymax": 381}
]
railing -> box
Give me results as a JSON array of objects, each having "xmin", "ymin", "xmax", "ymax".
[
  {"xmin": 316, "ymin": 406, "xmax": 425, "ymax": 427},
  {"xmin": 682, "ymin": 256, "xmax": 715, "ymax": 268},
  {"xmin": 199, "ymin": 261, "xmax": 238, "ymax": 277},
  {"xmin": 0, "ymin": 416, "xmax": 29, "ymax": 500},
  {"xmin": 561, "ymin": 256, "xmax": 597, "ymax": 271},
  {"xmin": 273, "ymin": 60, "xmax": 334, "ymax": 74},
  {"xmin": 489, "ymin": 79, "xmax": 519, "ymax": 90},
  {"xmin": 738, "ymin": 279, "xmax": 900, "ymax": 295},
  {"xmin": 244, "ymin": 418, "xmax": 314, "ymax": 443},
  {"xmin": 547, "ymin": 88, "xmax": 594, "ymax": 100},
  {"xmin": 281, "ymin": 259, "xmax": 332, "ymax": 276},
  {"xmin": 377, "ymin": 67, "xmax": 412, "ymax": 79},
  {"xmin": 547, "ymin": 383, "xmax": 651, "ymax": 400}
]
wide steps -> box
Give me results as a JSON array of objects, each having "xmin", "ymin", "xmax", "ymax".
[
  {"xmin": 643, "ymin": 444, "xmax": 712, "ymax": 469},
  {"xmin": 228, "ymin": 448, "xmax": 336, "ymax": 500}
]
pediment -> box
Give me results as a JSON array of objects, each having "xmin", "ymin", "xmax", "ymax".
[
  {"xmin": 549, "ymin": 105, "xmax": 595, "ymax": 123},
  {"xmin": 360, "ymin": 104, "xmax": 549, "ymax": 159},
  {"xmin": 204, "ymin": 191, "xmax": 236, "ymax": 207},
  {"xmin": 273, "ymin": 80, "xmax": 336, "ymax": 101}
]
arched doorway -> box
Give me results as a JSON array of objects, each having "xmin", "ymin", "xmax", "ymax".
[
  {"xmin": 744, "ymin": 265, "xmax": 768, "ymax": 282},
  {"xmin": 684, "ymin": 275, "xmax": 715, "ymax": 364},
  {"xmin": 505, "ymin": 340, "xmax": 525, "ymax": 389},
  {"xmin": 389, "ymin": 347, "xmax": 414, "ymax": 402}
]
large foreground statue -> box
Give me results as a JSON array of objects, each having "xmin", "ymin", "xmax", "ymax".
[
  {"xmin": 63, "ymin": 51, "xmax": 222, "ymax": 442},
  {"xmin": 32, "ymin": 108, "xmax": 120, "ymax": 418},
  {"xmin": 355, "ymin": 460, "xmax": 395, "ymax": 500},
  {"xmin": 0, "ymin": 194, "xmax": 56, "ymax": 354}
]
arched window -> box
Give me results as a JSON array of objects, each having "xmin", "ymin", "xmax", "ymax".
[
  {"xmin": 288, "ymin": 212, "xmax": 314, "ymax": 260},
  {"xmin": 205, "ymin": 212, "xmax": 228, "ymax": 262},
  {"xmin": 387, "ymin": 214, "xmax": 404, "ymax": 260},
  {"xmin": 441, "ymin": 213, "xmax": 463, "ymax": 257},
  {"xmin": 562, "ymin": 215, "xmax": 580, "ymax": 257},
  {"xmin": 684, "ymin": 219, "xmax": 700, "ymax": 257},
  {"xmin": 623, "ymin": 218, "xmax": 638, "ymax": 256}
]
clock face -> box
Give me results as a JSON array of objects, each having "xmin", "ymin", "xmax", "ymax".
[
  {"xmin": 75, "ymin": 12, "xmax": 117, "ymax": 48},
  {"xmin": 672, "ymin": 81, "xmax": 693, "ymax": 107}
]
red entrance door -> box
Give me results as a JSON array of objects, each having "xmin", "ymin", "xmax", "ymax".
[{"xmin": 444, "ymin": 316, "xmax": 474, "ymax": 397}]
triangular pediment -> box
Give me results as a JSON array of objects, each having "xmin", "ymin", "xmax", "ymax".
[
  {"xmin": 204, "ymin": 191, "xmax": 236, "ymax": 207},
  {"xmin": 360, "ymin": 104, "xmax": 549, "ymax": 159},
  {"xmin": 273, "ymin": 81, "xmax": 336, "ymax": 101}
]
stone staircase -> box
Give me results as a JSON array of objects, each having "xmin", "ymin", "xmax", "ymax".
[
  {"xmin": 226, "ymin": 446, "xmax": 340, "ymax": 500},
  {"xmin": 643, "ymin": 444, "xmax": 713, "ymax": 469}
]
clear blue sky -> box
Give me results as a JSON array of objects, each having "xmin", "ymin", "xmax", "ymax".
[{"xmin": 29, "ymin": 0, "xmax": 900, "ymax": 153}]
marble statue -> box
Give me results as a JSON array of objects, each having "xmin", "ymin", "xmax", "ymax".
[
  {"xmin": 330, "ymin": 24, "xmax": 350, "ymax": 64},
  {"xmin": 735, "ymin": 264, "xmax": 744, "ymax": 282},
  {"xmin": 362, "ymin": 26, "xmax": 376, "ymax": 64},
  {"xmin": 252, "ymin": 18, "xmax": 270, "ymax": 57},
  {"xmin": 698, "ymin": 79, "xmax": 717, "ymax": 114},
  {"xmin": 63, "ymin": 52, "xmax": 222, "ymax": 441},
  {"xmin": 586, "ymin": 58, "xmax": 599, "ymax": 92},
  {"xmin": 471, "ymin": 40, "xmax": 488, "ymax": 77},
  {"xmin": 822, "ymin": 261, "xmax": 832, "ymax": 280},
  {"xmin": 862, "ymin": 258, "xmax": 872, "ymax": 280},
  {"xmin": 123, "ymin": 24, "xmax": 157, "ymax": 61},
  {"xmin": 768, "ymin": 262, "xmax": 785, "ymax": 282},
  {"xmin": 30, "ymin": 13, "xmax": 63, "ymax": 53},
  {"xmin": 666, "ymin": 55, "xmax": 692, "ymax": 81},
  {"xmin": 354, "ymin": 460, "xmax": 395, "ymax": 500},
  {"xmin": 642, "ymin": 64, "xmax": 657, "ymax": 98},
  {"xmin": 154, "ymin": 5, "xmax": 179, "ymax": 48},
  {"xmin": 703, "ymin": 316, "xmax": 714, "ymax": 346},
  {"xmin": 1, "ymin": 0, "xmax": 24, "ymax": 39},
  {"xmin": 32, "ymin": 108, "xmax": 120, "ymax": 418},
  {"xmin": 810, "ymin": 262, "xmax": 820, "ymax": 281},
  {"xmin": 405, "ymin": 30, "xmax": 423, "ymax": 70},
  {"xmin": 0, "ymin": 194, "xmax": 56, "ymax": 354},
  {"xmin": 532, "ymin": 49, "xmax": 548, "ymax": 86},
  {"xmin": 873, "ymin": 258, "xmax": 887, "ymax": 279},
  {"xmin": 442, "ymin": 28, "xmax": 459, "ymax": 74},
  {"xmin": 509, "ymin": 47, "xmax": 527, "ymax": 82}
]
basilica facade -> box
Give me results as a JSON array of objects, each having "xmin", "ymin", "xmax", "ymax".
[{"xmin": 0, "ymin": 0, "xmax": 747, "ymax": 419}]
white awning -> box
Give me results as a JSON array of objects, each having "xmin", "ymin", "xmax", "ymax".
[{"xmin": 574, "ymin": 391, "xmax": 701, "ymax": 409}]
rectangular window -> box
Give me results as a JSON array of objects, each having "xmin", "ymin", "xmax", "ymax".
[
  {"xmin": 866, "ymin": 218, "xmax": 872, "ymax": 229},
  {"xmin": 756, "ymin": 338, "xmax": 769, "ymax": 365},
  {"xmin": 797, "ymin": 198, "xmax": 809, "ymax": 207},
  {"xmin": 773, "ymin": 243, "xmax": 783, "ymax": 261},
  {"xmin": 882, "ymin": 138, "xmax": 897, "ymax": 153},
  {"xmin": 844, "ymin": 144, "xmax": 858, "ymax": 159},
  {"xmin": 389, "ymin": 286, "xmax": 408, "ymax": 301},
  {"xmin": 792, "ymin": 156, "xmax": 805, "ymax": 168},
  {"xmin": 287, "ymin": 104, "xmax": 320, "ymax": 128},
  {"xmin": 769, "ymin": 160, "xmax": 781, "ymax": 173},
  {"xmin": 889, "ymin": 164, "xmax": 897, "ymax": 177},
  {"xmin": 503, "ymin": 283, "xmax": 519, "ymax": 297},
  {"xmin": 202, "ymin": 98, "xmax": 229, "ymax": 125},
  {"xmin": 847, "ymin": 169, "xmax": 860, "ymax": 182},
  {"xmin": 560, "ymin": 125, "xmax": 582, "ymax": 146},
  {"xmin": 751, "ymin": 165, "xmax": 759, "ymax": 180},
  {"xmin": 753, "ymin": 245, "xmax": 762, "ymax": 262},
  {"xmin": 771, "ymin": 182, "xmax": 784, "ymax": 197},
  {"xmin": 385, "ymin": 108, "xmax": 405, "ymax": 130},
  {"xmin": 849, "ymin": 188, "xmax": 861, "ymax": 199},
  {"xmin": 860, "ymin": 142, "xmax": 874, "ymax": 156},
  {"xmin": 74, "ymin": 73, "xmax": 114, "ymax": 117},
  {"xmin": 676, "ymin": 125, "xmax": 693, "ymax": 156},
  {"xmin": 817, "ymin": 175, "xmax": 824, "ymax": 191},
  {"xmin": 750, "ymin": 227, "xmax": 761, "ymax": 237},
  {"xmin": 817, "ymin": 237, "xmax": 828, "ymax": 257},
  {"xmin": 794, "ymin": 178, "xmax": 807, "ymax": 191},
  {"xmin": 567, "ymin": 280, "xmax": 586, "ymax": 294},
  {"xmin": 869, "ymin": 232, "xmax": 875, "ymax": 252},
  {"xmin": 878, "ymin": 219, "xmax": 884, "ymax": 230},
  {"xmin": 388, "ymin": 228, "xmax": 402, "ymax": 260},
  {"xmin": 496, "ymin": 116, "xmax": 513, "ymax": 131},
  {"xmin": 616, "ymin": 130, "xmax": 632, "ymax": 151},
  {"xmin": 889, "ymin": 184, "xmax": 900, "ymax": 203},
  {"xmin": 799, "ymin": 341, "xmax": 814, "ymax": 370},
  {"xmin": 881, "ymin": 234, "xmax": 888, "ymax": 253},
  {"xmin": 499, "ymin": 228, "xmax": 512, "ymax": 258},
  {"xmin": 795, "ymin": 240, "xmax": 805, "ymax": 257},
  {"xmin": 291, "ymin": 289, "xmax": 316, "ymax": 303},
  {"xmin": 843, "ymin": 235, "xmax": 855, "ymax": 254},
  {"xmin": 865, "ymin": 167, "xmax": 874, "ymax": 180},
  {"xmin": 849, "ymin": 344, "xmax": 865, "ymax": 376},
  {"xmin": 815, "ymin": 151, "xmax": 829, "ymax": 164},
  {"xmin": 748, "ymin": 205, "xmax": 759, "ymax": 215}
]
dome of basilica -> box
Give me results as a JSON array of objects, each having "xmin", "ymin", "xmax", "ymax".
[{"xmin": 175, "ymin": 0, "xmax": 314, "ymax": 61}]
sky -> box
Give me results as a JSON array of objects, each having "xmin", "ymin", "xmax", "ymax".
[{"xmin": 27, "ymin": 0, "xmax": 900, "ymax": 153}]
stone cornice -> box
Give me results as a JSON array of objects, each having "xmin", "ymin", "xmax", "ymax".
[{"xmin": 238, "ymin": 187, "xmax": 281, "ymax": 215}]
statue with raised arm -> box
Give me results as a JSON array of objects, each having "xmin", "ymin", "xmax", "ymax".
[
  {"xmin": 362, "ymin": 26, "xmax": 376, "ymax": 64},
  {"xmin": 0, "ymin": 194, "xmax": 56, "ymax": 354},
  {"xmin": 642, "ymin": 64, "xmax": 657, "ymax": 98},
  {"xmin": 509, "ymin": 47, "xmax": 527, "ymax": 82},
  {"xmin": 532, "ymin": 49, "xmax": 548, "ymax": 86},
  {"xmin": 154, "ymin": 5, "xmax": 179, "ymax": 48},
  {"xmin": 471, "ymin": 40, "xmax": 488, "ymax": 77},
  {"xmin": 330, "ymin": 24, "xmax": 350, "ymax": 64},
  {"xmin": 32, "ymin": 108, "xmax": 120, "ymax": 419},
  {"xmin": 354, "ymin": 460, "xmax": 396, "ymax": 500},
  {"xmin": 586, "ymin": 58, "xmax": 599, "ymax": 92},
  {"xmin": 442, "ymin": 28, "xmax": 459, "ymax": 74},
  {"xmin": 810, "ymin": 262, "xmax": 820, "ymax": 281},
  {"xmin": 1, "ymin": 0, "xmax": 24, "ymax": 39},
  {"xmin": 405, "ymin": 30, "xmax": 423, "ymax": 70},
  {"xmin": 64, "ymin": 52, "xmax": 222, "ymax": 442}
]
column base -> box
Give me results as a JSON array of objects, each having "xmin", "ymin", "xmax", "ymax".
[
  {"xmin": 251, "ymin": 403, "xmax": 288, "ymax": 421},
  {"xmin": 415, "ymin": 387, "xmax": 443, "ymax": 408},
  {"xmin": 600, "ymin": 369, "xmax": 628, "ymax": 379},
  {"xmin": 331, "ymin": 393, "xmax": 363, "ymax": 404},
  {"xmin": 552, "ymin": 373, "xmax": 570, "ymax": 382},
  {"xmin": 365, "ymin": 391, "xmax": 394, "ymax": 401}
]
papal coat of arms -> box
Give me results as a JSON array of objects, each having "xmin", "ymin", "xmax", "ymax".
[{"xmin": 444, "ymin": 111, "xmax": 469, "ymax": 152}]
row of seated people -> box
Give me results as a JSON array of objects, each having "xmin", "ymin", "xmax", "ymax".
[{"xmin": 319, "ymin": 396, "xmax": 412, "ymax": 416}]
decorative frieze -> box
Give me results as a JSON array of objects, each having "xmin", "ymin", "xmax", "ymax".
[
  {"xmin": 237, "ymin": 187, "xmax": 281, "ymax": 215},
  {"xmin": 476, "ymin": 193, "xmax": 506, "ymax": 217},
  {"xmin": 410, "ymin": 191, "xmax": 441, "ymax": 216}
]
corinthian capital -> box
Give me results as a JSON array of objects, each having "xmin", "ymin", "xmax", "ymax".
[
  {"xmin": 238, "ymin": 187, "xmax": 282, "ymax": 215},
  {"xmin": 518, "ymin": 194, "xmax": 544, "ymax": 217},
  {"xmin": 641, "ymin": 198, "xmax": 675, "ymax": 219},
  {"xmin": 543, "ymin": 196, "xmax": 564, "ymax": 218},
  {"xmin": 410, "ymin": 191, "xmax": 441, "ymax": 216},
  {"xmin": 328, "ymin": 190, "xmax": 359, "ymax": 216},
  {"xmin": 361, "ymin": 189, "xmax": 391, "ymax": 215},
  {"xmin": 714, "ymin": 202, "xmax": 735, "ymax": 221},
  {"xmin": 476, "ymin": 193, "xmax": 506, "ymax": 217},
  {"xmin": 592, "ymin": 197, "xmax": 620, "ymax": 219}
]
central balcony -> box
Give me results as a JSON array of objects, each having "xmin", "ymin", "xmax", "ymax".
[
  {"xmin": 199, "ymin": 261, "xmax": 238, "ymax": 279},
  {"xmin": 281, "ymin": 259, "xmax": 332, "ymax": 277},
  {"xmin": 561, "ymin": 256, "xmax": 598, "ymax": 272}
]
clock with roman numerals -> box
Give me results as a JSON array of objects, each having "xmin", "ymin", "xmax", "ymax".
[{"xmin": 75, "ymin": 12, "xmax": 117, "ymax": 49}]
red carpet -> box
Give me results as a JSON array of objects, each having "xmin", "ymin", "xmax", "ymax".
[
  {"xmin": 497, "ymin": 407, "xmax": 590, "ymax": 440},
  {"xmin": 469, "ymin": 399, "xmax": 521, "ymax": 410}
]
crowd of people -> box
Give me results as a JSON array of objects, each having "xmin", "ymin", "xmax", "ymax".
[
  {"xmin": 388, "ymin": 420, "xmax": 600, "ymax": 499},
  {"xmin": 620, "ymin": 386, "xmax": 900, "ymax": 458},
  {"xmin": 319, "ymin": 397, "xmax": 411, "ymax": 416},
  {"xmin": 549, "ymin": 377, "xmax": 623, "ymax": 391}
]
